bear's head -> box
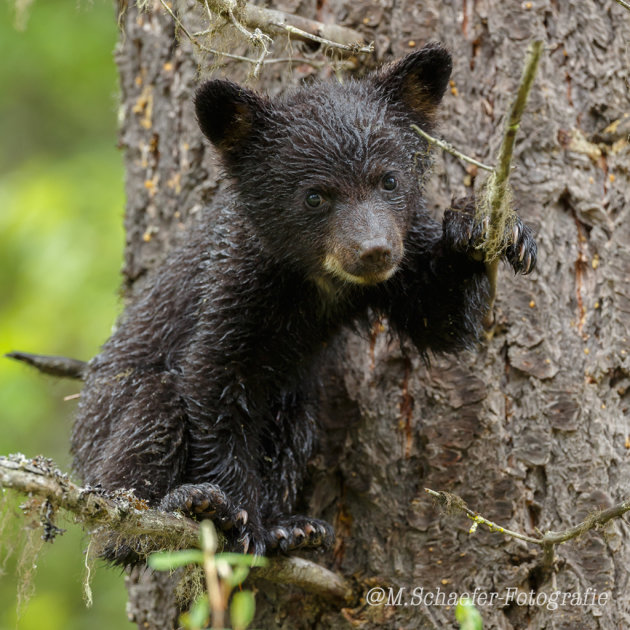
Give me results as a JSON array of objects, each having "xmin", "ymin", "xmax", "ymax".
[{"xmin": 195, "ymin": 43, "xmax": 452, "ymax": 292}]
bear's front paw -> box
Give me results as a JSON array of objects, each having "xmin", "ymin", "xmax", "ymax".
[
  {"xmin": 442, "ymin": 198, "xmax": 537, "ymax": 275},
  {"xmin": 267, "ymin": 515, "xmax": 335, "ymax": 553},
  {"xmin": 159, "ymin": 482, "xmax": 267, "ymax": 554},
  {"xmin": 160, "ymin": 482, "xmax": 247, "ymax": 527},
  {"xmin": 159, "ymin": 486, "xmax": 335, "ymax": 555}
]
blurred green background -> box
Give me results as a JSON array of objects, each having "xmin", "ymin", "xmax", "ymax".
[{"xmin": 0, "ymin": 0, "xmax": 132, "ymax": 627}]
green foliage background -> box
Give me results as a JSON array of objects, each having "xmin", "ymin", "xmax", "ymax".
[{"xmin": 0, "ymin": 1, "xmax": 132, "ymax": 627}]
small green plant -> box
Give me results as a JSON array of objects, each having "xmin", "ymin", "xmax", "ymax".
[
  {"xmin": 455, "ymin": 597, "xmax": 483, "ymax": 630},
  {"xmin": 148, "ymin": 521, "xmax": 266, "ymax": 630}
]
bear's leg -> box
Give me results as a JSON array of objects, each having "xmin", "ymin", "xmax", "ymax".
[{"xmin": 255, "ymin": 394, "xmax": 335, "ymax": 553}]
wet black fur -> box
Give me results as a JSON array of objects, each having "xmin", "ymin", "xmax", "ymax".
[{"xmin": 71, "ymin": 44, "xmax": 537, "ymax": 561}]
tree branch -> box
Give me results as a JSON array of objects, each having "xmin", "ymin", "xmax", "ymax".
[
  {"xmin": 0, "ymin": 455, "xmax": 353, "ymax": 603},
  {"xmin": 255, "ymin": 556, "xmax": 353, "ymax": 602},
  {"xmin": 0, "ymin": 454, "xmax": 198, "ymax": 540}
]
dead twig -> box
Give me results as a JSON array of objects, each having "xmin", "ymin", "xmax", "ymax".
[
  {"xmin": 198, "ymin": 0, "xmax": 371, "ymax": 54},
  {"xmin": 411, "ymin": 125, "xmax": 494, "ymax": 172},
  {"xmin": 5, "ymin": 351, "xmax": 86, "ymax": 380},
  {"xmin": 425, "ymin": 488, "xmax": 630, "ymax": 572},
  {"xmin": 477, "ymin": 39, "xmax": 543, "ymax": 326},
  {"xmin": 158, "ymin": 0, "xmax": 356, "ymax": 74}
]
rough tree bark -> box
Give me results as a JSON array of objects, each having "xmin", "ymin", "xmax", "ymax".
[{"xmin": 113, "ymin": 0, "xmax": 630, "ymax": 628}]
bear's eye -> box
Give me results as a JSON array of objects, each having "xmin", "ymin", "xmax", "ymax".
[
  {"xmin": 305, "ymin": 191, "xmax": 324, "ymax": 209},
  {"xmin": 381, "ymin": 173, "xmax": 398, "ymax": 191}
]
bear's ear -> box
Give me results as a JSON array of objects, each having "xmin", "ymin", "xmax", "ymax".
[
  {"xmin": 195, "ymin": 80, "xmax": 266, "ymax": 157},
  {"xmin": 374, "ymin": 43, "xmax": 453, "ymax": 124}
]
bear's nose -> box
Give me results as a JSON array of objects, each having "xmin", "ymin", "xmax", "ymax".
[{"xmin": 359, "ymin": 239, "xmax": 392, "ymax": 266}]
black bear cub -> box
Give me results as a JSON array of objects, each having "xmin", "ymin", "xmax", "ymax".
[{"xmin": 71, "ymin": 43, "xmax": 536, "ymax": 559}]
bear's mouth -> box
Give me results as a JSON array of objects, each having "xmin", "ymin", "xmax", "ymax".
[{"xmin": 323, "ymin": 254, "xmax": 398, "ymax": 286}]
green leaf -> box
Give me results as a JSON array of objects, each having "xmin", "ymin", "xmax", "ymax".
[
  {"xmin": 223, "ymin": 565, "xmax": 251, "ymax": 588},
  {"xmin": 188, "ymin": 595, "xmax": 210, "ymax": 630},
  {"xmin": 230, "ymin": 590, "xmax": 256, "ymax": 630},
  {"xmin": 179, "ymin": 595, "xmax": 209, "ymax": 630},
  {"xmin": 147, "ymin": 549, "xmax": 204, "ymax": 570},
  {"xmin": 456, "ymin": 597, "xmax": 483, "ymax": 630},
  {"xmin": 215, "ymin": 552, "xmax": 268, "ymax": 567}
]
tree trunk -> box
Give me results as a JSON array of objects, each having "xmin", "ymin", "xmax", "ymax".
[{"xmin": 116, "ymin": 1, "xmax": 630, "ymax": 628}]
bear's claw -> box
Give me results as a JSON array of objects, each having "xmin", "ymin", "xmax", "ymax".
[{"xmin": 443, "ymin": 197, "xmax": 537, "ymax": 275}]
